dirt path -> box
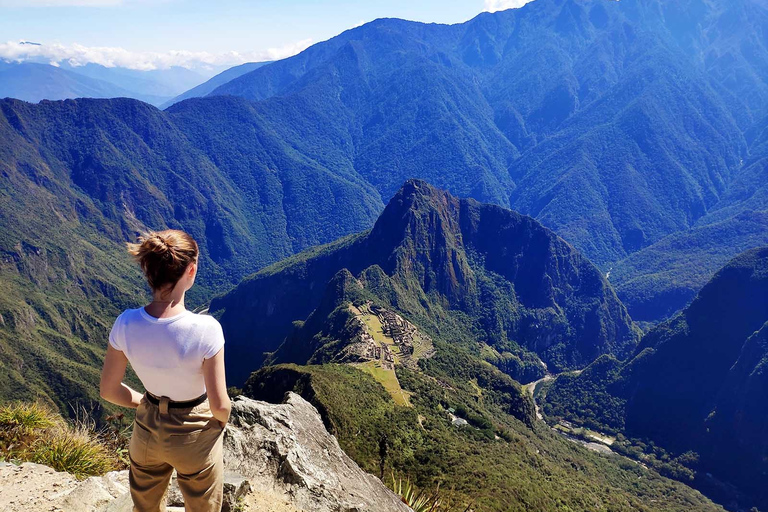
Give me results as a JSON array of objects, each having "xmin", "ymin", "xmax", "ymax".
[{"xmin": 524, "ymin": 375, "xmax": 554, "ymax": 420}]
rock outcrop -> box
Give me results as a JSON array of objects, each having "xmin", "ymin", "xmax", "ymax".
[
  {"xmin": 0, "ymin": 393, "xmax": 411, "ymax": 512},
  {"xmin": 224, "ymin": 393, "xmax": 411, "ymax": 512}
]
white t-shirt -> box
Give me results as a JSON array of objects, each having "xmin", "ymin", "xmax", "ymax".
[{"xmin": 109, "ymin": 307, "xmax": 225, "ymax": 401}]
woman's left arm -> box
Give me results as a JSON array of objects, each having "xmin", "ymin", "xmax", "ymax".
[{"xmin": 100, "ymin": 344, "xmax": 144, "ymax": 408}]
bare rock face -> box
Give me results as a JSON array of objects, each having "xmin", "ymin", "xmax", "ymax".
[
  {"xmin": 224, "ymin": 393, "xmax": 412, "ymax": 512},
  {"xmin": 0, "ymin": 393, "xmax": 410, "ymax": 512},
  {"xmin": 0, "ymin": 461, "xmax": 129, "ymax": 512}
]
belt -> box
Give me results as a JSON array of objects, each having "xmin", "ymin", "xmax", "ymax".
[{"xmin": 144, "ymin": 392, "xmax": 207, "ymax": 409}]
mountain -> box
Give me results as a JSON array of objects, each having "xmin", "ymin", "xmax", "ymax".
[
  {"xmin": 200, "ymin": 0, "xmax": 768, "ymax": 322},
  {"xmin": 215, "ymin": 182, "xmax": 731, "ymax": 511},
  {"xmin": 210, "ymin": 179, "xmax": 639, "ymax": 386},
  {"xmin": 542, "ymin": 246, "xmax": 768, "ymax": 509},
  {"xmin": 0, "ymin": 62, "xmax": 209, "ymax": 106},
  {"xmin": 207, "ymin": 0, "xmax": 761, "ymax": 263},
  {"xmin": 161, "ymin": 62, "xmax": 271, "ymax": 108},
  {"xmin": 611, "ymin": 112, "xmax": 768, "ymax": 323},
  {"xmin": 57, "ymin": 63, "xmax": 208, "ymax": 103},
  {"xmin": 0, "ymin": 96, "xmax": 381, "ymax": 412},
  {"xmin": 0, "ymin": 62, "xmax": 138, "ymax": 103}
]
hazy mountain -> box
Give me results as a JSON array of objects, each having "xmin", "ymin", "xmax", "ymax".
[
  {"xmin": 0, "ymin": 62, "xmax": 137, "ymax": 103},
  {"xmin": 161, "ymin": 62, "xmax": 271, "ymax": 108},
  {"xmin": 210, "ymin": 180, "xmax": 639, "ymax": 385},
  {"xmin": 0, "ymin": 61, "xmax": 208, "ymax": 106},
  {"xmin": 58, "ymin": 63, "xmax": 208, "ymax": 101},
  {"xmin": 543, "ymin": 247, "xmax": 768, "ymax": 509}
]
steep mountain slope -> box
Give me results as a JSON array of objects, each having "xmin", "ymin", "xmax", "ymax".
[
  {"xmin": 161, "ymin": 62, "xmax": 270, "ymax": 108},
  {"xmin": 210, "ymin": 180, "xmax": 639, "ymax": 386},
  {"xmin": 0, "ymin": 96, "xmax": 381, "ymax": 412},
  {"xmin": 238, "ymin": 363, "xmax": 723, "ymax": 512},
  {"xmin": 612, "ymin": 112, "xmax": 768, "ymax": 322},
  {"xmin": 542, "ymin": 247, "xmax": 768, "ymax": 509},
  {"xmin": 209, "ymin": 0, "xmax": 764, "ymax": 275}
]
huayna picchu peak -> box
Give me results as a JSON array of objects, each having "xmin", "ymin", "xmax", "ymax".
[{"xmin": 211, "ymin": 179, "xmax": 640, "ymax": 386}]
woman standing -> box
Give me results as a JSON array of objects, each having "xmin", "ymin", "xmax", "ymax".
[{"xmin": 99, "ymin": 229, "xmax": 231, "ymax": 512}]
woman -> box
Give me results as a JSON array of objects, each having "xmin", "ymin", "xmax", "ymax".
[{"xmin": 99, "ymin": 229, "xmax": 231, "ymax": 512}]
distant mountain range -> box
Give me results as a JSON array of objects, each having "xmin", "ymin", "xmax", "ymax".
[
  {"xmin": 542, "ymin": 246, "xmax": 768, "ymax": 510},
  {"xmin": 0, "ymin": 61, "xmax": 209, "ymax": 106},
  {"xmin": 161, "ymin": 61, "xmax": 271, "ymax": 108}
]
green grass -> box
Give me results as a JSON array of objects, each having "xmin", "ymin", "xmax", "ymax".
[
  {"xmin": 0, "ymin": 401, "xmax": 121, "ymax": 479},
  {"xmin": 354, "ymin": 361, "xmax": 412, "ymax": 407}
]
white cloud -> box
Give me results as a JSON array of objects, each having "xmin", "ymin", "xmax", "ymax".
[
  {"xmin": 483, "ymin": 0, "xmax": 535, "ymax": 12},
  {"xmin": 0, "ymin": 39, "xmax": 313, "ymax": 71}
]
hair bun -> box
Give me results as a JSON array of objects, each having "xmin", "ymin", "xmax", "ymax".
[{"xmin": 127, "ymin": 230, "xmax": 199, "ymax": 296}]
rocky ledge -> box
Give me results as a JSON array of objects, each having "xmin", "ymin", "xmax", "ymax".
[{"xmin": 0, "ymin": 393, "xmax": 411, "ymax": 512}]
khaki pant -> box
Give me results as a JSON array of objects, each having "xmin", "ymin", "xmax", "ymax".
[{"xmin": 129, "ymin": 394, "xmax": 224, "ymax": 512}]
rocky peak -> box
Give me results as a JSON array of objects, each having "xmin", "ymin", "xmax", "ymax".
[{"xmin": 368, "ymin": 179, "xmax": 474, "ymax": 301}]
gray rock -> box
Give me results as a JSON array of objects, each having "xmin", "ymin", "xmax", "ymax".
[
  {"xmin": 224, "ymin": 393, "xmax": 412, "ymax": 512},
  {"xmin": 167, "ymin": 470, "xmax": 251, "ymax": 512}
]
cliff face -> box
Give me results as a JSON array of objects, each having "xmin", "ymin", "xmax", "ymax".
[
  {"xmin": 0, "ymin": 393, "xmax": 411, "ymax": 512},
  {"xmin": 212, "ymin": 179, "xmax": 639, "ymax": 385}
]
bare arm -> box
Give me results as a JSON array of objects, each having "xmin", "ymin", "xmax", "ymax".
[
  {"xmin": 100, "ymin": 344, "xmax": 143, "ymax": 408},
  {"xmin": 203, "ymin": 347, "xmax": 231, "ymax": 427}
]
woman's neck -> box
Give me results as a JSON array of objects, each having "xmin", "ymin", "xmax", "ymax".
[{"xmin": 145, "ymin": 289, "xmax": 187, "ymax": 318}]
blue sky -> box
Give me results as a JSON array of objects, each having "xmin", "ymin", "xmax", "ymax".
[{"xmin": 0, "ymin": 0, "xmax": 532, "ymax": 71}]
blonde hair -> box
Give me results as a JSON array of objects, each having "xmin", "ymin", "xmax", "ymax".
[{"xmin": 127, "ymin": 229, "xmax": 199, "ymax": 297}]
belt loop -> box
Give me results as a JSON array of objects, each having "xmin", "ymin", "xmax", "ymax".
[{"xmin": 159, "ymin": 396, "xmax": 170, "ymax": 415}]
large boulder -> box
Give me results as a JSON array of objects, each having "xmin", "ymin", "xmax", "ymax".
[{"xmin": 224, "ymin": 393, "xmax": 412, "ymax": 512}]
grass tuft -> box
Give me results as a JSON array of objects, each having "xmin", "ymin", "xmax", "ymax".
[
  {"xmin": 0, "ymin": 401, "xmax": 119, "ymax": 478},
  {"xmin": 28, "ymin": 427, "xmax": 115, "ymax": 479}
]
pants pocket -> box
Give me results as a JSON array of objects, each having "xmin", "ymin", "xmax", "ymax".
[{"xmin": 129, "ymin": 420, "xmax": 152, "ymax": 465}]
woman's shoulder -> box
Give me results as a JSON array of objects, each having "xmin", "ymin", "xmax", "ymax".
[
  {"xmin": 114, "ymin": 307, "xmax": 143, "ymax": 324},
  {"xmin": 184, "ymin": 311, "xmax": 223, "ymax": 330}
]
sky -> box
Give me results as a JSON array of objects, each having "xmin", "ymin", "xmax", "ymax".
[{"xmin": 0, "ymin": 0, "xmax": 534, "ymax": 72}]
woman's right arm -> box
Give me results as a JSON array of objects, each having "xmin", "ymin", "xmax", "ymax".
[
  {"xmin": 203, "ymin": 347, "xmax": 231, "ymax": 427},
  {"xmin": 100, "ymin": 344, "xmax": 144, "ymax": 408}
]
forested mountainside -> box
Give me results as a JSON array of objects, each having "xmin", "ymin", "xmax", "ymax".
[
  {"xmin": 542, "ymin": 247, "xmax": 768, "ymax": 509},
  {"xmin": 2, "ymin": 0, "xmax": 768, "ymax": 417},
  {"xmin": 206, "ymin": 0, "xmax": 768, "ymax": 321},
  {"xmin": 210, "ymin": 180, "xmax": 639, "ymax": 386},
  {"xmin": 0, "ymin": 96, "xmax": 380, "ymax": 410}
]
